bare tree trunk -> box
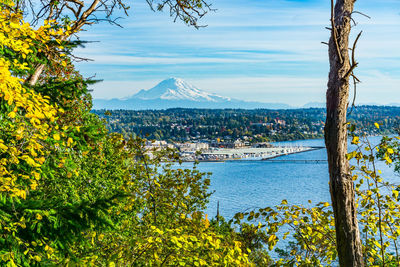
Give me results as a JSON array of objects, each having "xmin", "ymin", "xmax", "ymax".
[
  {"xmin": 27, "ymin": 64, "xmax": 45, "ymax": 86},
  {"xmin": 27, "ymin": 35, "xmax": 68, "ymax": 86},
  {"xmin": 325, "ymin": 0, "xmax": 364, "ymax": 266}
]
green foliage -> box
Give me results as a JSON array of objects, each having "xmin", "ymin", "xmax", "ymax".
[
  {"xmin": 0, "ymin": 3, "xmax": 251, "ymax": 266},
  {"xmin": 234, "ymin": 201, "xmax": 336, "ymax": 266},
  {"xmin": 348, "ymin": 126, "xmax": 400, "ymax": 265},
  {"xmin": 233, "ymin": 126, "xmax": 400, "ymax": 266},
  {"xmin": 81, "ymin": 138, "xmax": 250, "ymax": 265}
]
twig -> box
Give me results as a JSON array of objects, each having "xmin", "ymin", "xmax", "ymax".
[
  {"xmin": 344, "ymin": 63, "xmax": 358, "ymax": 80},
  {"xmin": 347, "ymin": 31, "xmax": 363, "ymax": 115},
  {"xmin": 351, "ymin": 73, "xmax": 360, "ymax": 83},
  {"xmin": 352, "ymin": 31, "xmax": 363, "ymax": 67},
  {"xmin": 352, "ymin": 11, "xmax": 371, "ymax": 19},
  {"xmin": 70, "ymin": 54, "xmax": 95, "ymax": 62},
  {"xmin": 350, "ymin": 17, "xmax": 357, "ymax": 27},
  {"xmin": 348, "ymin": 75, "xmax": 358, "ymax": 116}
]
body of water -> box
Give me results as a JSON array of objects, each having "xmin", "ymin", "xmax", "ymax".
[{"xmin": 182, "ymin": 137, "xmax": 398, "ymax": 220}]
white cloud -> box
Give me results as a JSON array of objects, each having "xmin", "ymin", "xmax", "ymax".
[
  {"xmin": 77, "ymin": 0, "xmax": 400, "ymax": 106},
  {"xmin": 79, "ymin": 54, "xmax": 264, "ymax": 65}
]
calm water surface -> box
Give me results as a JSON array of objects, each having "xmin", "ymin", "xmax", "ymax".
[{"xmin": 181, "ymin": 138, "xmax": 398, "ymax": 220}]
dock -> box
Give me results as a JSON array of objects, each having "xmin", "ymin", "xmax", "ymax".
[
  {"xmin": 181, "ymin": 145, "xmax": 325, "ymax": 162},
  {"xmin": 262, "ymin": 159, "xmax": 327, "ymax": 163}
]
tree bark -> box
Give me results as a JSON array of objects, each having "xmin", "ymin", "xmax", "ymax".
[
  {"xmin": 27, "ymin": 64, "xmax": 45, "ymax": 86},
  {"xmin": 27, "ymin": 36, "xmax": 68, "ymax": 86},
  {"xmin": 325, "ymin": 0, "xmax": 364, "ymax": 266}
]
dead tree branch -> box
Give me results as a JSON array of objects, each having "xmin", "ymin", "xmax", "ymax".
[
  {"xmin": 146, "ymin": 0, "xmax": 215, "ymax": 28},
  {"xmin": 347, "ymin": 31, "xmax": 362, "ymax": 115}
]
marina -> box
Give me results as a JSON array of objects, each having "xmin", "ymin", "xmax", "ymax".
[{"xmin": 180, "ymin": 145, "xmax": 323, "ymax": 162}]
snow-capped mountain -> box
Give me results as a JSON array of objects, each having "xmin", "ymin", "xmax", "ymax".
[
  {"xmin": 132, "ymin": 78, "xmax": 230, "ymax": 102},
  {"xmin": 93, "ymin": 78, "xmax": 292, "ymax": 110}
]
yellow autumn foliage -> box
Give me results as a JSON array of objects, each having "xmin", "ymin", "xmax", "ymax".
[
  {"xmin": 0, "ymin": 2, "xmax": 82, "ymax": 264},
  {"xmin": 0, "ymin": 1, "xmax": 252, "ymax": 265},
  {"xmin": 0, "ymin": 0, "xmax": 76, "ymax": 200},
  {"xmin": 0, "ymin": 60, "xmax": 57, "ymax": 198}
]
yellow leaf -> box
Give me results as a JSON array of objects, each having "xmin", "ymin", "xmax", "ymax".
[
  {"xmin": 21, "ymin": 155, "xmax": 39, "ymax": 167},
  {"xmin": 351, "ymin": 136, "xmax": 359, "ymax": 145},
  {"xmin": 0, "ymin": 142, "xmax": 8, "ymax": 151},
  {"xmin": 385, "ymin": 156, "xmax": 393, "ymax": 164},
  {"xmin": 374, "ymin": 123, "xmax": 380, "ymax": 129},
  {"xmin": 67, "ymin": 137, "xmax": 73, "ymax": 146},
  {"xmin": 53, "ymin": 133, "xmax": 60, "ymax": 141},
  {"xmin": 8, "ymin": 111, "xmax": 16, "ymax": 118}
]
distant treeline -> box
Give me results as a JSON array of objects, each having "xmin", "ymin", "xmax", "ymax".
[{"xmin": 92, "ymin": 106, "xmax": 400, "ymax": 142}]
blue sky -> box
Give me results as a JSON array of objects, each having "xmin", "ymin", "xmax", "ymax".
[{"xmin": 75, "ymin": 0, "xmax": 400, "ymax": 106}]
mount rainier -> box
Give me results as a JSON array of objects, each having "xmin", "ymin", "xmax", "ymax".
[
  {"xmin": 133, "ymin": 78, "xmax": 230, "ymax": 102},
  {"xmin": 93, "ymin": 78, "xmax": 291, "ymax": 110}
]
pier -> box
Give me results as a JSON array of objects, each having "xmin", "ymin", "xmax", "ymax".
[
  {"xmin": 179, "ymin": 145, "xmax": 325, "ymax": 162},
  {"xmin": 262, "ymin": 159, "xmax": 327, "ymax": 163}
]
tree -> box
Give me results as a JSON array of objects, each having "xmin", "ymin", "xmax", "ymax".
[
  {"xmin": 1, "ymin": 0, "xmax": 253, "ymax": 265},
  {"xmin": 325, "ymin": 0, "xmax": 364, "ymax": 265}
]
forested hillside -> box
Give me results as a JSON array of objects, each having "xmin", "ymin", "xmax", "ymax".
[{"xmin": 93, "ymin": 106, "xmax": 400, "ymax": 142}]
